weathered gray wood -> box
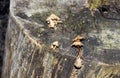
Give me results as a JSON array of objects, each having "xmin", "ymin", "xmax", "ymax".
[{"xmin": 2, "ymin": 0, "xmax": 120, "ymax": 78}]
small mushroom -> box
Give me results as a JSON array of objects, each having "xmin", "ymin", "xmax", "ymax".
[
  {"xmin": 72, "ymin": 40, "xmax": 83, "ymax": 59},
  {"xmin": 46, "ymin": 14, "xmax": 62, "ymax": 29},
  {"xmin": 72, "ymin": 35, "xmax": 85, "ymax": 69},
  {"xmin": 50, "ymin": 41, "xmax": 60, "ymax": 50},
  {"xmin": 71, "ymin": 40, "xmax": 84, "ymax": 47},
  {"xmin": 72, "ymin": 35, "xmax": 84, "ymax": 42},
  {"xmin": 74, "ymin": 55, "xmax": 83, "ymax": 69},
  {"xmin": 71, "ymin": 36, "xmax": 84, "ymax": 52}
]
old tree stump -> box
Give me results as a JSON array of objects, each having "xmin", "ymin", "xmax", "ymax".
[{"xmin": 2, "ymin": 0, "xmax": 120, "ymax": 78}]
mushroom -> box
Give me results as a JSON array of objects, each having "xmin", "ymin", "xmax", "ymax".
[
  {"xmin": 72, "ymin": 35, "xmax": 84, "ymax": 52},
  {"xmin": 50, "ymin": 41, "xmax": 60, "ymax": 50},
  {"xmin": 72, "ymin": 35, "xmax": 85, "ymax": 69},
  {"xmin": 72, "ymin": 35, "xmax": 84, "ymax": 42},
  {"xmin": 46, "ymin": 14, "xmax": 62, "ymax": 29},
  {"xmin": 72, "ymin": 40, "xmax": 83, "ymax": 58},
  {"xmin": 74, "ymin": 55, "xmax": 83, "ymax": 69},
  {"xmin": 71, "ymin": 40, "xmax": 84, "ymax": 47}
]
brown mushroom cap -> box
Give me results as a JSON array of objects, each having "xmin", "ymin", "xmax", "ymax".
[
  {"xmin": 52, "ymin": 41, "xmax": 59, "ymax": 47},
  {"xmin": 46, "ymin": 14, "xmax": 62, "ymax": 29},
  {"xmin": 73, "ymin": 35, "xmax": 84, "ymax": 42},
  {"xmin": 51, "ymin": 41, "xmax": 60, "ymax": 47},
  {"xmin": 50, "ymin": 41, "xmax": 60, "ymax": 50},
  {"xmin": 72, "ymin": 40, "xmax": 83, "ymax": 47},
  {"xmin": 46, "ymin": 14, "xmax": 60, "ymax": 21}
]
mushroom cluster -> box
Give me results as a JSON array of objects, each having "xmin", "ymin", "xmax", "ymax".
[
  {"xmin": 72, "ymin": 35, "xmax": 84, "ymax": 68},
  {"xmin": 46, "ymin": 14, "xmax": 85, "ymax": 69},
  {"xmin": 46, "ymin": 14, "xmax": 62, "ymax": 29}
]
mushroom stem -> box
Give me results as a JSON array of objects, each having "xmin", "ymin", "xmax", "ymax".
[
  {"xmin": 78, "ymin": 46, "xmax": 81, "ymax": 52},
  {"xmin": 53, "ymin": 46, "xmax": 56, "ymax": 50},
  {"xmin": 77, "ymin": 47, "xmax": 83, "ymax": 59}
]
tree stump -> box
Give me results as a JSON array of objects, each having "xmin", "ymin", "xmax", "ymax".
[{"xmin": 2, "ymin": 0, "xmax": 120, "ymax": 78}]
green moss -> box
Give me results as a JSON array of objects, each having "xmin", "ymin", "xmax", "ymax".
[{"xmin": 89, "ymin": 0, "xmax": 109, "ymax": 10}]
